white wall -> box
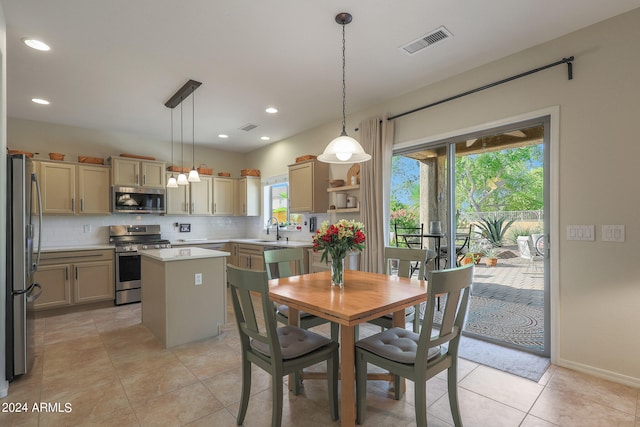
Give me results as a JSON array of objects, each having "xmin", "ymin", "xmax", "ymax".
[{"xmin": 246, "ymin": 9, "xmax": 640, "ymax": 385}]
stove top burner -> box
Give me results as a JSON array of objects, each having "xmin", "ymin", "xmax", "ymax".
[{"xmin": 109, "ymin": 225, "xmax": 171, "ymax": 252}]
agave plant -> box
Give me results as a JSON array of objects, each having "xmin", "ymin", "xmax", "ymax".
[{"xmin": 475, "ymin": 216, "xmax": 515, "ymax": 247}]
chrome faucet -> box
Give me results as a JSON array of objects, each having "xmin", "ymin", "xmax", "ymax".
[{"xmin": 266, "ymin": 216, "xmax": 281, "ymax": 240}]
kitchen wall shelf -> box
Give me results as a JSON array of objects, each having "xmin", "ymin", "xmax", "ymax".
[
  {"xmin": 327, "ymin": 207, "xmax": 359, "ymax": 214},
  {"xmin": 327, "ymin": 184, "xmax": 359, "ymax": 192}
]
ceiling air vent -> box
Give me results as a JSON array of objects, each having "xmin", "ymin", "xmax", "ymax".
[
  {"xmin": 239, "ymin": 123, "xmax": 258, "ymax": 132},
  {"xmin": 401, "ymin": 26, "xmax": 452, "ymax": 55}
]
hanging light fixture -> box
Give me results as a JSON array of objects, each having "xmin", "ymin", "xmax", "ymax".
[
  {"xmin": 176, "ymin": 101, "xmax": 189, "ymax": 186},
  {"xmin": 164, "ymin": 80, "xmax": 202, "ymax": 186},
  {"xmin": 318, "ymin": 12, "xmax": 371, "ymax": 164},
  {"xmin": 166, "ymin": 108, "xmax": 178, "ymax": 188},
  {"xmin": 187, "ymin": 89, "xmax": 200, "ymax": 182}
]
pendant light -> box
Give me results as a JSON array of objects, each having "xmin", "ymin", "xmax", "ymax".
[
  {"xmin": 164, "ymin": 79, "xmax": 202, "ymax": 186},
  {"xmin": 176, "ymin": 101, "xmax": 189, "ymax": 186},
  {"xmin": 166, "ymin": 108, "xmax": 178, "ymax": 188},
  {"xmin": 187, "ymin": 89, "xmax": 200, "ymax": 182},
  {"xmin": 318, "ymin": 12, "xmax": 371, "ymax": 164}
]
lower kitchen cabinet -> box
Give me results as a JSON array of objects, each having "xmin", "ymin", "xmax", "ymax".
[
  {"xmin": 236, "ymin": 244, "xmax": 265, "ymax": 271},
  {"xmin": 34, "ymin": 249, "xmax": 115, "ymax": 310}
]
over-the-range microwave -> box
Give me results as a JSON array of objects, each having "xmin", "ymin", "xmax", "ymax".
[{"xmin": 112, "ymin": 186, "xmax": 165, "ymax": 214}]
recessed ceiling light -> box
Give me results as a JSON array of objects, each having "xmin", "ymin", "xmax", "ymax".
[
  {"xmin": 218, "ymin": 134, "xmax": 229, "ymax": 139},
  {"xmin": 32, "ymin": 98, "xmax": 50, "ymax": 105},
  {"xmin": 260, "ymin": 136, "xmax": 271, "ymax": 141},
  {"xmin": 265, "ymin": 107, "xmax": 278, "ymax": 114},
  {"xmin": 22, "ymin": 38, "xmax": 50, "ymax": 51}
]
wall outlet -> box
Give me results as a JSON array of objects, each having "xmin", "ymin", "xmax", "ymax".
[
  {"xmin": 195, "ymin": 273, "xmax": 202, "ymax": 285},
  {"xmin": 83, "ymin": 224, "xmax": 91, "ymax": 233},
  {"xmin": 602, "ymin": 225, "xmax": 625, "ymax": 242},
  {"xmin": 179, "ymin": 223, "xmax": 191, "ymax": 232},
  {"xmin": 566, "ymin": 225, "xmax": 595, "ymax": 241}
]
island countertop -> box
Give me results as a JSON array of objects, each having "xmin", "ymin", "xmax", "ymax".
[{"xmin": 139, "ymin": 247, "xmax": 231, "ymax": 262}]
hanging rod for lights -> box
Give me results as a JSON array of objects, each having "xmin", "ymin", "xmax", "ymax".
[
  {"xmin": 164, "ymin": 79, "xmax": 202, "ymax": 109},
  {"xmin": 386, "ymin": 56, "xmax": 574, "ymax": 122}
]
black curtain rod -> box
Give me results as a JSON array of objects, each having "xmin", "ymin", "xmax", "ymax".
[{"xmin": 386, "ymin": 56, "xmax": 574, "ymax": 122}]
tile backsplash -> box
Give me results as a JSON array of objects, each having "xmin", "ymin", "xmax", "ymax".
[{"xmin": 35, "ymin": 213, "xmax": 331, "ymax": 248}]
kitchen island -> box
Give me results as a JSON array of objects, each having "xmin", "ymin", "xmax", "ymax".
[{"xmin": 140, "ymin": 247, "xmax": 230, "ymax": 348}]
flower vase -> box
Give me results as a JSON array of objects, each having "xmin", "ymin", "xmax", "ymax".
[{"xmin": 331, "ymin": 256, "xmax": 345, "ymax": 288}]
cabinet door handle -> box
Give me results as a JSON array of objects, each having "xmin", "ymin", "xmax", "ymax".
[
  {"xmin": 213, "ymin": 203, "xmax": 216, "ymax": 213},
  {"xmin": 71, "ymin": 198, "xmax": 75, "ymax": 211},
  {"xmin": 80, "ymin": 198, "xmax": 84, "ymax": 212},
  {"xmin": 75, "ymin": 267, "xmax": 78, "ymax": 280},
  {"xmin": 65, "ymin": 266, "xmax": 68, "ymax": 280},
  {"xmin": 135, "ymin": 174, "xmax": 139, "ymax": 184},
  {"xmin": 243, "ymin": 203, "xmax": 246, "ymax": 213},
  {"xmin": 143, "ymin": 174, "xmax": 146, "ymax": 185}
]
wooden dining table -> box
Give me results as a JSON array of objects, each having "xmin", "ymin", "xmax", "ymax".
[{"xmin": 268, "ymin": 269, "xmax": 427, "ymax": 427}]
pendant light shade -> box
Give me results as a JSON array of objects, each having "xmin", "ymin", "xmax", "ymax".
[
  {"xmin": 318, "ymin": 12, "xmax": 371, "ymax": 164},
  {"xmin": 164, "ymin": 79, "xmax": 202, "ymax": 186}
]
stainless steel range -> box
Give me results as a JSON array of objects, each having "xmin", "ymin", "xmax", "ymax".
[{"xmin": 109, "ymin": 225, "xmax": 171, "ymax": 305}]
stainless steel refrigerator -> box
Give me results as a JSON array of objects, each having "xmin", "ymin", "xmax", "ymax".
[{"xmin": 5, "ymin": 154, "xmax": 43, "ymax": 381}]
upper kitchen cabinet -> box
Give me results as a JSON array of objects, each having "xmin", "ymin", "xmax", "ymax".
[
  {"xmin": 190, "ymin": 176, "xmax": 213, "ymax": 215},
  {"xmin": 165, "ymin": 173, "xmax": 213, "ymax": 215},
  {"xmin": 212, "ymin": 176, "xmax": 235, "ymax": 216},
  {"xmin": 235, "ymin": 176, "xmax": 260, "ymax": 216},
  {"xmin": 288, "ymin": 159, "xmax": 329, "ymax": 213},
  {"xmin": 111, "ymin": 157, "xmax": 166, "ymax": 188},
  {"xmin": 36, "ymin": 161, "xmax": 110, "ymax": 215}
]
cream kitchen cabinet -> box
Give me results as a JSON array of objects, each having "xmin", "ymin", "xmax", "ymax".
[
  {"xmin": 111, "ymin": 157, "xmax": 166, "ymax": 188},
  {"xmin": 36, "ymin": 161, "xmax": 110, "ymax": 215},
  {"xmin": 165, "ymin": 174, "xmax": 213, "ymax": 215},
  {"xmin": 226, "ymin": 242, "xmax": 239, "ymax": 266},
  {"xmin": 34, "ymin": 249, "xmax": 115, "ymax": 310},
  {"xmin": 212, "ymin": 176, "xmax": 235, "ymax": 216},
  {"xmin": 235, "ymin": 176, "xmax": 260, "ymax": 216},
  {"xmin": 236, "ymin": 244, "xmax": 265, "ymax": 271},
  {"xmin": 288, "ymin": 159, "xmax": 329, "ymax": 213}
]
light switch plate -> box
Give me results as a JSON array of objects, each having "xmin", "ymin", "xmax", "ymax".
[
  {"xmin": 602, "ymin": 225, "xmax": 625, "ymax": 242},
  {"xmin": 567, "ymin": 225, "xmax": 595, "ymax": 241}
]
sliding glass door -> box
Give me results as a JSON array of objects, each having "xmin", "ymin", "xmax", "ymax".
[{"xmin": 391, "ymin": 117, "xmax": 550, "ymax": 356}]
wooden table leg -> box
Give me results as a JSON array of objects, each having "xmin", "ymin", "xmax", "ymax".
[
  {"xmin": 392, "ymin": 310, "xmax": 406, "ymax": 395},
  {"xmin": 287, "ymin": 307, "xmax": 300, "ymax": 392},
  {"xmin": 340, "ymin": 324, "xmax": 356, "ymax": 427}
]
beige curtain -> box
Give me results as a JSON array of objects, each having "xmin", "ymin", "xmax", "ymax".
[{"xmin": 359, "ymin": 116, "xmax": 394, "ymax": 273}]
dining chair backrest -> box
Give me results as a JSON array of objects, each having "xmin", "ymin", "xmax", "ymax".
[
  {"xmin": 419, "ymin": 263, "xmax": 474, "ymax": 364},
  {"xmin": 227, "ymin": 265, "xmax": 281, "ymax": 360},
  {"xmin": 394, "ymin": 222, "xmax": 425, "ymax": 249},
  {"xmin": 264, "ymin": 248, "xmax": 305, "ymax": 280},
  {"xmin": 383, "ymin": 246, "xmax": 429, "ymax": 279}
]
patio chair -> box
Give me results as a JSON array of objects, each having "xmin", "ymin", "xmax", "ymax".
[
  {"xmin": 440, "ymin": 226, "xmax": 472, "ymax": 267},
  {"xmin": 517, "ymin": 236, "xmax": 543, "ymax": 272},
  {"xmin": 355, "ymin": 263, "xmax": 474, "ymax": 426},
  {"xmin": 394, "ymin": 222, "xmax": 426, "ymax": 275},
  {"xmin": 227, "ymin": 265, "xmax": 339, "ymax": 426}
]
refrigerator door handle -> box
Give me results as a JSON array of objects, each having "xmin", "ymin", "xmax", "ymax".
[
  {"xmin": 31, "ymin": 172, "xmax": 43, "ymax": 272},
  {"xmin": 26, "ymin": 283, "xmax": 43, "ymax": 303},
  {"xmin": 13, "ymin": 282, "xmax": 38, "ymax": 296}
]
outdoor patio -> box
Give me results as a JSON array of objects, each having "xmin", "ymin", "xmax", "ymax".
[{"xmin": 460, "ymin": 250, "xmax": 545, "ymax": 352}]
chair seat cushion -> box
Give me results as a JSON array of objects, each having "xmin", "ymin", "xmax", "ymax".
[
  {"xmin": 380, "ymin": 305, "xmax": 415, "ymax": 320},
  {"xmin": 356, "ymin": 327, "xmax": 440, "ymax": 364},
  {"xmin": 277, "ymin": 305, "xmax": 316, "ymax": 319},
  {"xmin": 251, "ymin": 325, "xmax": 334, "ymax": 360}
]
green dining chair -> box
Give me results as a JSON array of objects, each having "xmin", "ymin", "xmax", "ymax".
[
  {"xmin": 368, "ymin": 247, "xmax": 435, "ymax": 333},
  {"xmin": 355, "ymin": 263, "xmax": 474, "ymax": 427},
  {"xmin": 227, "ymin": 265, "xmax": 339, "ymax": 427},
  {"xmin": 264, "ymin": 248, "xmax": 339, "ymax": 342}
]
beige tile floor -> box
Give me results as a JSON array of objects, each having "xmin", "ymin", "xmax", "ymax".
[{"xmin": 1, "ymin": 293, "xmax": 638, "ymax": 427}]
